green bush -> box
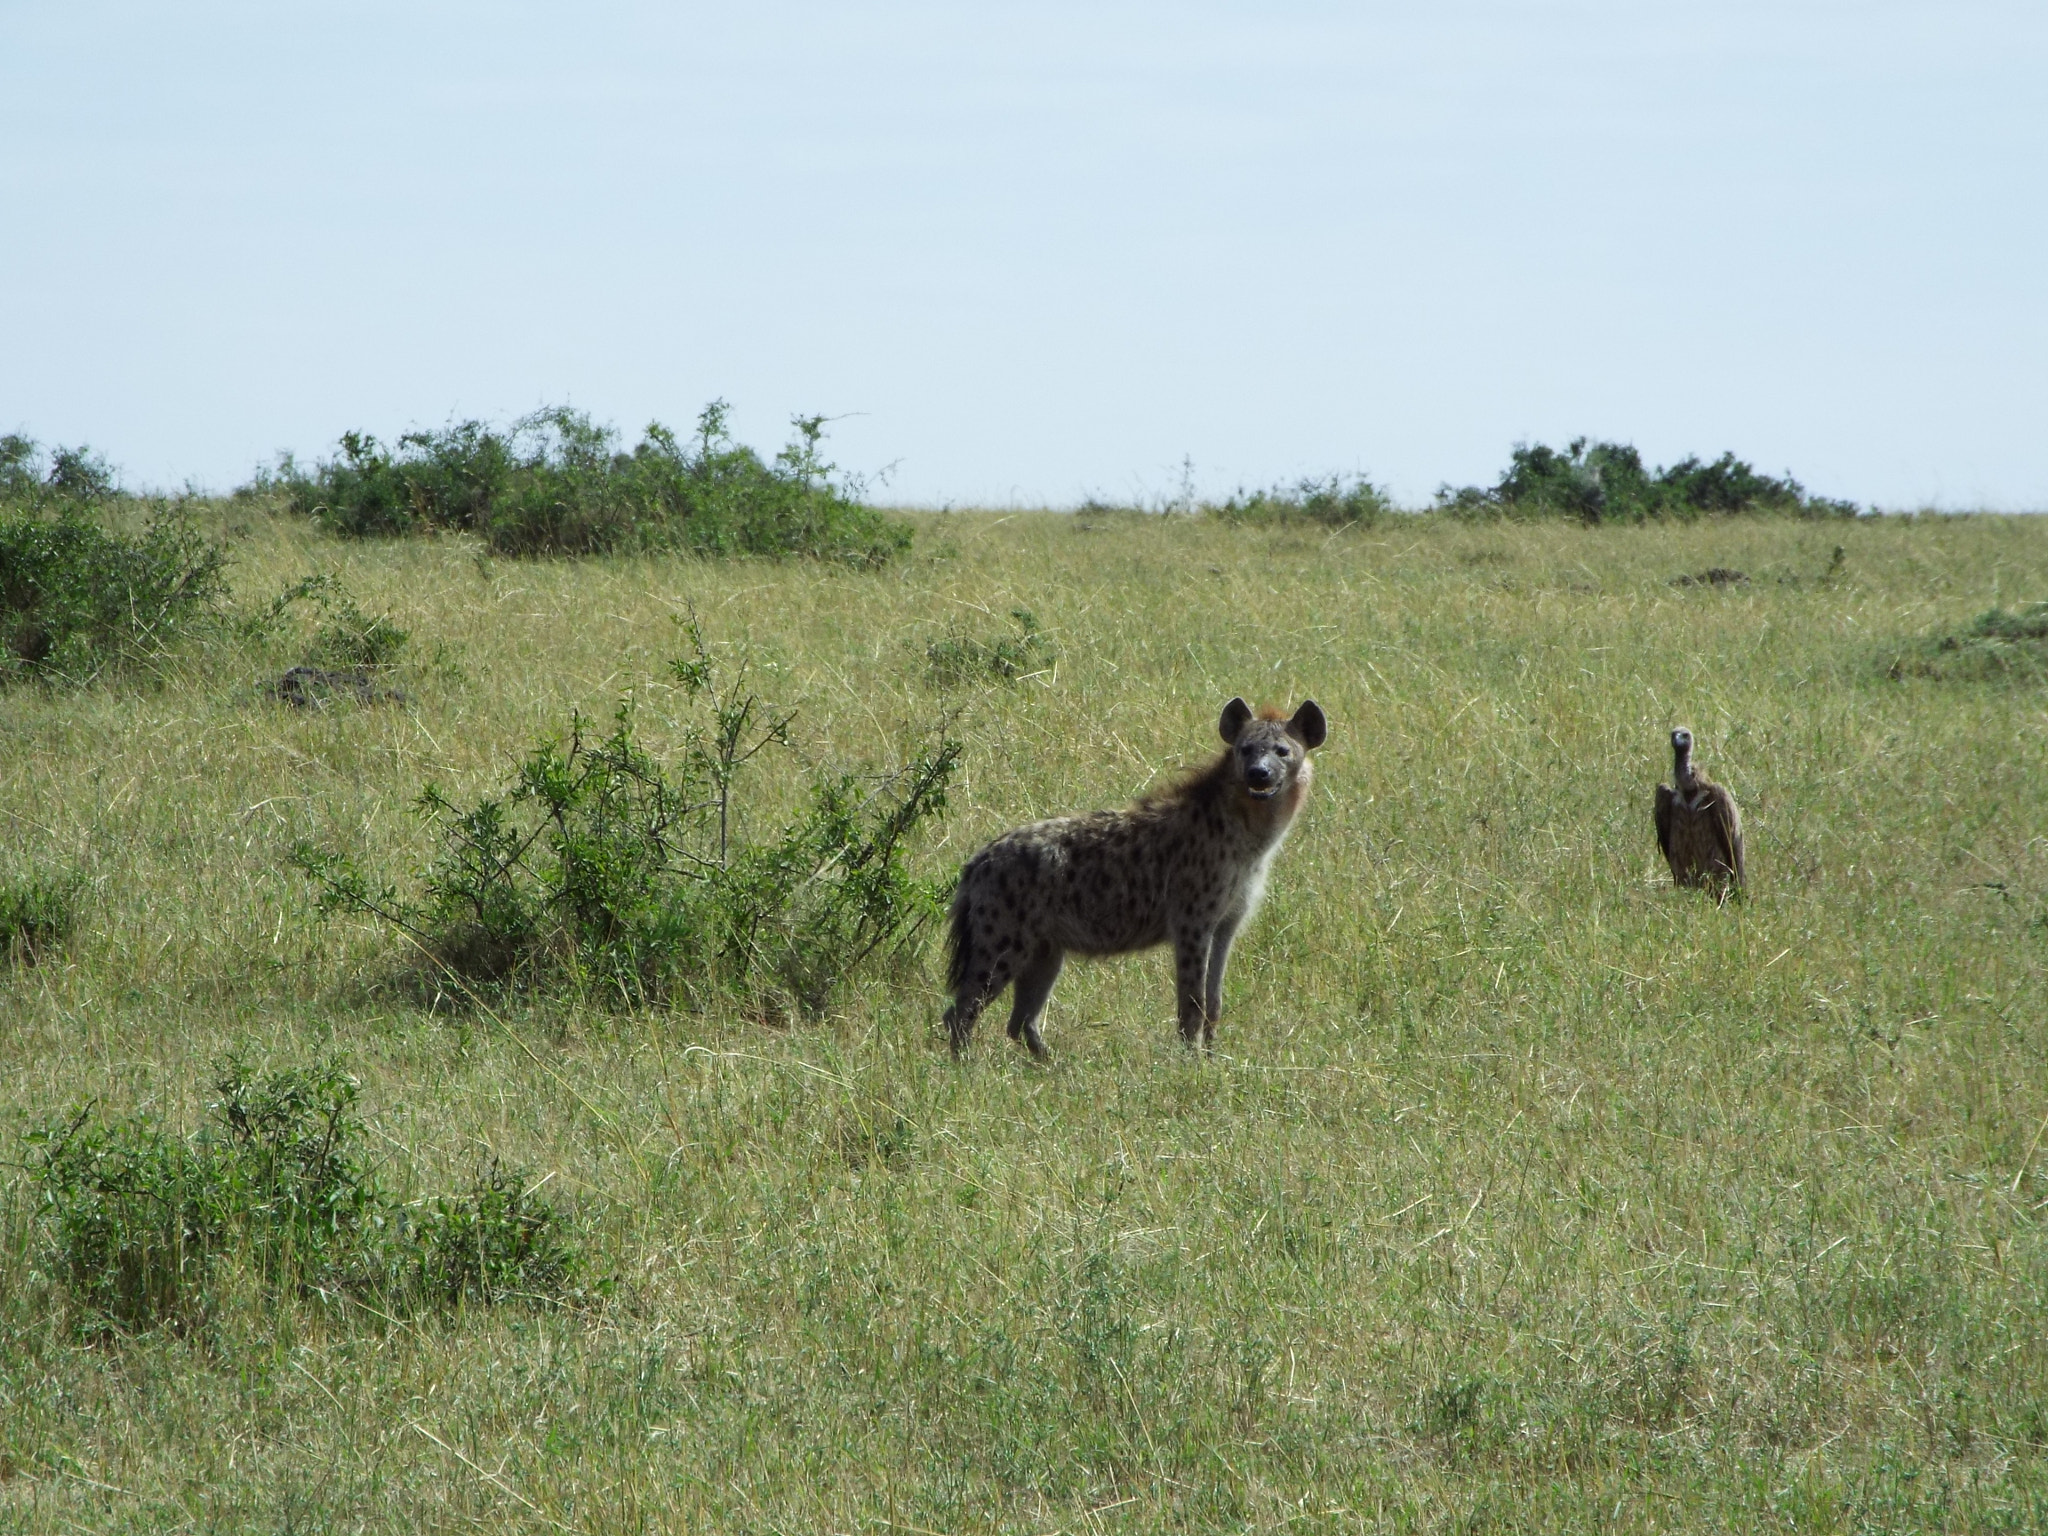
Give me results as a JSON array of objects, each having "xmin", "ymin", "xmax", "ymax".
[
  {"xmin": 926, "ymin": 608, "xmax": 1056, "ymax": 685},
  {"xmin": 1207, "ymin": 474, "xmax": 1391, "ymax": 529},
  {"xmin": 267, "ymin": 402, "xmax": 911, "ymax": 565},
  {"xmin": 0, "ymin": 872, "xmax": 80, "ymax": 963},
  {"xmin": 293, "ymin": 619, "xmax": 959, "ymax": 1015},
  {"xmin": 25, "ymin": 1061, "xmax": 581, "ymax": 1336},
  {"xmin": 0, "ymin": 506, "xmax": 227, "ymax": 683},
  {"xmin": 1437, "ymin": 438, "xmax": 1857, "ymax": 523}
]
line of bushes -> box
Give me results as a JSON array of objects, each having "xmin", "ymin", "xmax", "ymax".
[
  {"xmin": 254, "ymin": 402, "xmax": 911, "ymax": 564},
  {"xmin": 26, "ymin": 1060, "xmax": 584, "ymax": 1336},
  {"xmin": 1207, "ymin": 474, "xmax": 1392, "ymax": 529},
  {"xmin": 1436, "ymin": 438, "xmax": 1857, "ymax": 523},
  {"xmin": 293, "ymin": 618, "xmax": 959, "ymax": 1017}
]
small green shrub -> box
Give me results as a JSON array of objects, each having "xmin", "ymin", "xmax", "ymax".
[
  {"xmin": 1207, "ymin": 474, "xmax": 1391, "ymax": 529},
  {"xmin": 1437, "ymin": 438, "xmax": 1857, "ymax": 523},
  {"xmin": 0, "ymin": 507, "xmax": 227, "ymax": 683},
  {"xmin": 30, "ymin": 1104, "xmax": 213, "ymax": 1333},
  {"xmin": 265, "ymin": 402, "xmax": 911, "ymax": 565},
  {"xmin": 293, "ymin": 619, "xmax": 959, "ymax": 1015},
  {"xmin": 25, "ymin": 1061, "xmax": 581, "ymax": 1336},
  {"xmin": 408, "ymin": 1160, "xmax": 581, "ymax": 1307},
  {"xmin": 926, "ymin": 609, "xmax": 1056, "ymax": 685},
  {"xmin": 28, "ymin": 1062, "xmax": 380, "ymax": 1334},
  {"xmin": 248, "ymin": 573, "xmax": 410, "ymax": 671},
  {"xmin": 46, "ymin": 446, "xmax": 118, "ymax": 503},
  {"xmin": 317, "ymin": 605, "xmax": 408, "ymax": 671},
  {"xmin": 0, "ymin": 872, "xmax": 80, "ymax": 963},
  {"xmin": 203, "ymin": 1061, "xmax": 387, "ymax": 1295}
]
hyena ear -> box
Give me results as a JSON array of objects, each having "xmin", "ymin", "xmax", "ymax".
[
  {"xmin": 1219, "ymin": 697, "xmax": 1254, "ymax": 744},
  {"xmin": 1286, "ymin": 700, "xmax": 1327, "ymax": 749}
]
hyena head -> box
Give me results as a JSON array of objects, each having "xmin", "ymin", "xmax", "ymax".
[{"xmin": 1219, "ymin": 697, "xmax": 1327, "ymax": 800}]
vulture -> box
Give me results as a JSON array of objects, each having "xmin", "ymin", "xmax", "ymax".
[{"xmin": 1653, "ymin": 726, "xmax": 1745, "ymax": 895}]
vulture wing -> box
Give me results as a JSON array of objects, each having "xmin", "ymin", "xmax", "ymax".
[
  {"xmin": 1707, "ymin": 784, "xmax": 1745, "ymax": 888},
  {"xmin": 1653, "ymin": 783, "xmax": 1676, "ymax": 861}
]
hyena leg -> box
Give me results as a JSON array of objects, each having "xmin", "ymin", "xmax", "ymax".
[
  {"xmin": 1203, "ymin": 915, "xmax": 1243, "ymax": 1048},
  {"xmin": 945, "ymin": 961, "xmax": 1012, "ymax": 1056},
  {"xmin": 1005, "ymin": 947, "xmax": 1065, "ymax": 1060},
  {"xmin": 1173, "ymin": 926, "xmax": 1214, "ymax": 1046}
]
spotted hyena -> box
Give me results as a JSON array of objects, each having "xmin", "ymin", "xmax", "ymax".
[{"xmin": 944, "ymin": 696, "xmax": 1327, "ymax": 1057}]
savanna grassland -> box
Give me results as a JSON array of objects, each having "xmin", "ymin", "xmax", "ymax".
[{"xmin": 2, "ymin": 505, "xmax": 2046, "ymax": 1532}]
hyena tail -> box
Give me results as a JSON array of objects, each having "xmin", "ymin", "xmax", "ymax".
[{"xmin": 944, "ymin": 879, "xmax": 973, "ymax": 997}]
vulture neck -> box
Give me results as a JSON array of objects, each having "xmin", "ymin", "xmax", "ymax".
[{"xmin": 1673, "ymin": 744, "xmax": 1698, "ymax": 793}]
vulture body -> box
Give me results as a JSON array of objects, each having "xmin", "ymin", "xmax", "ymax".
[{"xmin": 1653, "ymin": 727, "xmax": 1744, "ymax": 894}]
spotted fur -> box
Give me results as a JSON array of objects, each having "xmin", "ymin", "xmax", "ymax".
[{"xmin": 944, "ymin": 697, "xmax": 1327, "ymax": 1057}]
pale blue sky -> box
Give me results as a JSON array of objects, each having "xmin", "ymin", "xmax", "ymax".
[{"xmin": 2, "ymin": 2, "xmax": 2043, "ymax": 508}]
